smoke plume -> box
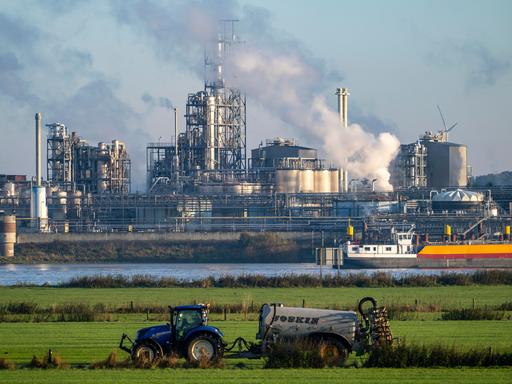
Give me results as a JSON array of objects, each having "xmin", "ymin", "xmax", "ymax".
[{"xmin": 113, "ymin": 0, "xmax": 400, "ymax": 191}]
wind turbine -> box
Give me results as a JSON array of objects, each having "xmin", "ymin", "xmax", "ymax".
[{"xmin": 436, "ymin": 105, "xmax": 458, "ymax": 142}]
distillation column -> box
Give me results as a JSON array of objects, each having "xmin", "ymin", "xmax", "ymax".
[{"xmin": 31, "ymin": 112, "xmax": 48, "ymax": 232}]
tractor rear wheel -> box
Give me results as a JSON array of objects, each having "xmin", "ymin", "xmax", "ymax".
[
  {"xmin": 317, "ymin": 337, "xmax": 348, "ymax": 367},
  {"xmin": 186, "ymin": 334, "xmax": 223, "ymax": 364}
]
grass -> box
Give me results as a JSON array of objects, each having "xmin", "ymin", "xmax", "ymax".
[
  {"xmin": 0, "ymin": 286, "xmax": 511, "ymax": 310},
  {"xmin": 365, "ymin": 342, "xmax": 512, "ymax": 367},
  {"xmin": 1, "ymin": 285, "xmax": 511, "ymax": 382},
  {"xmin": 1, "ymin": 368, "xmax": 512, "ymax": 384},
  {"xmin": 1, "ymin": 320, "xmax": 511, "ymax": 365}
]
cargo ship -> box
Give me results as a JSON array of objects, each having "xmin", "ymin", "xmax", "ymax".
[{"xmin": 337, "ymin": 227, "xmax": 512, "ymax": 269}]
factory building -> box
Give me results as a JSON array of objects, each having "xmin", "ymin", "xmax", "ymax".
[
  {"xmin": 5, "ymin": 20, "xmax": 508, "ymax": 244},
  {"xmin": 249, "ymin": 137, "xmax": 345, "ymax": 193},
  {"xmin": 147, "ymin": 22, "xmax": 247, "ymax": 193},
  {"xmin": 390, "ymin": 130, "xmax": 468, "ymax": 190},
  {"xmin": 423, "ymin": 142, "xmax": 467, "ymax": 189},
  {"xmin": 389, "ymin": 142, "xmax": 427, "ymax": 189},
  {"xmin": 47, "ymin": 122, "xmax": 131, "ymax": 194}
]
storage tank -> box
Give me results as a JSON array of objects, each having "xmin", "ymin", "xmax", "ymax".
[
  {"xmin": 300, "ymin": 169, "xmax": 315, "ymax": 193},
  {"xmin": 251, "ymin": 183, "xmax": 262, "ymax": 194},
  {"xmin": 314, "ymin": 169, "xmax": 331, "ymax": 193},
  {"xmin": 431, "ymin": 189, "xmax": 483, "ymax": 212},
  {"xmin": 31, "ymin": 186, "xmax": 48, "ymax": 232},
  {"xmin": 276, "ymin": 169, "xmax": 300, "ymax": 193},
  {"xmin": 226, "ymin": 184, "xmax": 242, "ymax": 194},
  {"xmin": 341, "ymin": 169, "xmax": 349, "ymax": 193},
  {"xmin": 68, "ymin": 191, "xmax": 82, "ymax": 221},
  {"xmin": 329, "ymin": 169, "xmax": 340, "ymax": 193},
  {"xmin": 257, "ymin": 304, "xmax": 357, "ymax": 343},
  {"xmin": 425, "ymin": 142, "xmax": 467, "ymax": 188},
  {"xmin": 4, "ymin": 182, "xmax": 16, "ymax": 197},
  {"xmin": 0, "ymin": 214, "xmax": 16, "ymax": 257},
  {"xmin": 241, "ymin": 183, "xmax": 254, "ymax": 194},
  {"xmin": 53, "ymin": 191, "xmax": 67, "ymax": 220}
]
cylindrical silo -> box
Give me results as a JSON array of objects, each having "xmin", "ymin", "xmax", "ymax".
[
  {"xmin": 300, "ymin": 170, "xmax": 315, "ymax": 193},
  {"xmin": 342, "ymin": 169, "xmax": 349, "ymax": 193},
  {"xmin": 53, "ymin": 191, "xmax": 68, "ymax": 220},
  {"xmin": 314, "ymin": 169, "xmax": 331, "ymax": 193},
  {"xmin": 0, "ymin": 214, "xmax": 16, "ymax": 257},
  {"xmin": 31, "ymin": 186, "xmax": 48, "ymax": 232},
  {"xmin": 329, "ymin": 169, "xmax": 340, "ymax": 193},
  {"xmin": 68, "ymin": 191, "xmax": 82, "ymax": 221},
  {"xmin": 276, "ymin": 170, "xmax": 300, "ymax": 193},
  {"xmin": 4, "ymin": 182, "xmax": 16, "ymax": 197}
]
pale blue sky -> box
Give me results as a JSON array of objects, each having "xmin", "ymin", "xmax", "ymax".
[{"xmin": 0, "ymin": 0, "xmax": 510, "ymax": 190}]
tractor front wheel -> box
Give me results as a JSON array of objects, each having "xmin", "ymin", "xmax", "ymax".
[{"xmin": 132, "ymin": 342, "xmax": 160, "ymax": 366}]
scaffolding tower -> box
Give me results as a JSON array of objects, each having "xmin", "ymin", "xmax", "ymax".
[
  {"xmin": 146, "ymin": 143, "xmax": 177, "ymax": 192},
  {"xmin": 182, "ymin": 87, "xmax": 246, "ymax": 176},
  {"xmin": 46, "ymin": 123, "xmax": 131, "ymax": 194},
  {"xmin": 46, "ymin": 123, "xmax": 73, "ymax": 187}
]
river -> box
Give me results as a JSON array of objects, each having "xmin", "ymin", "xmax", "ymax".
[{"xmin": 0, "ymin": 263, "xmax": 481, "ymax": 286}]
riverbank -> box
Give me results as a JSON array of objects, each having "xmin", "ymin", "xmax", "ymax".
[{"xmin": 6, "ymin": 232, "xmax": 314, "ymax": 264}]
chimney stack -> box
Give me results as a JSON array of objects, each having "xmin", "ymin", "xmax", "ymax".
[
  {"xmin": 335, "ymin": 87, "xmax": 350, "ymax": 128},
  {"xmin": 35, "ymin": 112, "xmax": 41, "ymax": 187}
]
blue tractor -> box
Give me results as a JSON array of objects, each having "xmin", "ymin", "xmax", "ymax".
[{"xmin": 119, "ymin": 304, "xmax": 224, "ymax": 363}]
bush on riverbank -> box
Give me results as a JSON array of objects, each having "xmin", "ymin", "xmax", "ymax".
[{"xmin": 55, "ymin": 270, "xmax": 512, "ymax": 289}]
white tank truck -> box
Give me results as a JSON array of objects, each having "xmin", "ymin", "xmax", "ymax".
[{"xmin": 225, "ymin": 297, "xmax": 392, "ymax": 362}]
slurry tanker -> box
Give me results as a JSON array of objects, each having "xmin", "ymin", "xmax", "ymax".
[{"xmin": 120, "ymin": 297, "xmax": 392, "ymax": 364}]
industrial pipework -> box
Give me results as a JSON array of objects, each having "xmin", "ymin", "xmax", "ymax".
[{"xmin": 174, "ymin": 107, "xmax": 180, "ymax": 177}]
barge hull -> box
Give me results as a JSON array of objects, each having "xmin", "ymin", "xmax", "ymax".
[{"xmin": 338, "ymin": 257, "xmax": 512, "ymax": 269}]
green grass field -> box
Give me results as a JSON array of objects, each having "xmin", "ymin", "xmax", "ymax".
[
  {"xmin": 1, "ymin": 320, "xmax": 512, "ymax": 365},
  {"xmin": 1, "ymin": 368, "xmax": 512, "ymax": 384},
  {"xmin": 1, "ymin": 285, "xmax": 510, "ymax": 309},
  {"xmin": 1, "ymin": 285, "xmax": 511, "ymax": 383}
]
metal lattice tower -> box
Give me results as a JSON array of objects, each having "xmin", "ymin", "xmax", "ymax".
[
  {"xmin": 181, "ymin": 20, "xmax": 247, "ymax": 178},
  {"xmin": 46, "ymin": 123, "xmax": 73, "ymax": 186}
]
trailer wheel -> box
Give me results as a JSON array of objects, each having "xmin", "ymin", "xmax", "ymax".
[
  {"xmin": 186, "ymin": 334, "xmax": 223, "ymax": 363},
  {"xmin": 132, "ymin": 342, "xmax": 159, "ymax": 365},
  {"xmin": 317, "ymin": 338, "xmax": 348, "ymax": 366}
]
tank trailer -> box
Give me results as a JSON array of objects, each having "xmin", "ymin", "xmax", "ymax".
[{"xmin": 119, "ymin": 297, "xmax": 391, "ymax": 364}]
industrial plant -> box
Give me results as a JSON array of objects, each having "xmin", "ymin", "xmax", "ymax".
[{"xmin": 1, "ymin": 22, "xmax": 511, "ymax": 260}]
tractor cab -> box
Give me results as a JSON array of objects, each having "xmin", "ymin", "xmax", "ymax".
[
  {"xmin": 120, "ymin": 303, "xmax": 224, "ymax": 364},
  {"xmin": 172, "ymin": 305, "xmax": 209, "ymax": 339}
]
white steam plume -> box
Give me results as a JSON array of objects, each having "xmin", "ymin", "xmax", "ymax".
[{"xmin": 226, "ymin": 49, "xmax": 400, "ymax": 191}]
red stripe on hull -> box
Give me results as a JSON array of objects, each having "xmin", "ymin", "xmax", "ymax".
[{"xmin": 418, "ymin": 253, "xmax": 512, "ymax": 259}]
